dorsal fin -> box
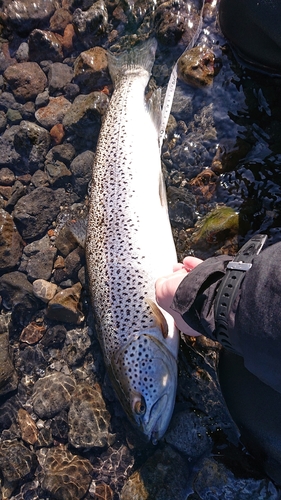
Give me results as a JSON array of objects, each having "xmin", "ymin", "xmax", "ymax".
[{"xmin": 146, "ymin": 298, "xmax": 168, "ymax": 338}]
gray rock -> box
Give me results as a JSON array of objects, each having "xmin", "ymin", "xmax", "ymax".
[
  {"xmin": 0, "ymin": 91, "xmax": 21, "ymax": 112},
  {"xmin": 13, "ymin": 187, "xmax": 65, "ymax": 240},
  {"xmin": 45, "ymin": 143, "xmax": 76, "ymax": 166},
  {"xmin": 0, "ymin": 126, "xmax": 22, "ymax": 171},
  {"xmin": 0, "ymin": 440, "xmax": 37, "ymax": 484},
  {"xmin": 165, "ymin": 410, "xmax": 212, "ymax": 459},
  {"xmin": 62, "ymin": 326, "xmax": 91, "ymax": 367},
  {"xmin": 32, "ymin": 372, "xmax": 76, "ymax": 419},
  {"xmin": 0, "ymin": 110, "xmax": 7, "ymax": 132},
  {"xmin": 54, "ymin": 246, "xmax": 84, "ymax": 283},
  {"xmin": 70, "ymin": 150, "xmax": 95, "ymax": 197},
  {"xmin": 0, "ymin": 167, "xmax": 15, "ymax": 186},
  {"xmin": 14, "ymin": 120, "xmax": 51, "ymax": 173},
  {"xmin": 0, "ymin": 315, "xmax": 18, "ymax": 396},
  {"xmin": 5, "ymin": 180, "xmax": 27, "ymax": 210},
  {"xmin": 55, "ymin": 218, "xmax": 87, "ymax": 256},
  {"xmin": 35, "ymin": 89, "xmax": 49, "ymax": 108},
  {"xmin": 0, "ymin": 208, "xmax": 23, "ymax": 271},
  {"xmin": 2, "ymin": 0, "xmax": 56, "ymax": 34},
  {"xmin": 15, "ymin": 42, "xmax": 29, "ymax": 62},
  {"xmin": 45, "ymin": 161, "xmax": 72, "ymax": 187},
  {"xmin": 30, "ymin": 169, "xmax": 49, "ymax": 188},
  {"xmin": 68, "ymin": 382, "xmax": 115, "ymax": 448},
  {"xmin": 33, "ymin": 279, "xmax": 58, "ymax": 303},
  {"xmin": 73, "ymin": 0, "xmax": 108, "ymax": 47},
  {"xmin": 4, "ymin": 62, "xmax": 47, "ymax": 102},
  {"xmin": 48, "ymin": 62, "xmax": 74, "ymax": 94},
  {"xmin": 19, "ymin": 234, "xmax": 57, "ymax": 282},
  {"xmin": 0, "ymin": 271, "xmax": 39, "ymax": 325},
  {"xmin": 6, "ymin": 108, "xmax": 22, "ymax": 124}
]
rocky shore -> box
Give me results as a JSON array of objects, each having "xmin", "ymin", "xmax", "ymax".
[{"xmin": 0, "ymin": 0, "xmax": 281, "ymax": 499}]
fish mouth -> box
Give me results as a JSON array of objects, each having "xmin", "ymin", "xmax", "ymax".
[{"xmin": 143, "ymin": 392, "xmax": 171, "ymax": 443}]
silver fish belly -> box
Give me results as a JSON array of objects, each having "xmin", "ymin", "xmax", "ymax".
[{"xmin": 86, "ymin": 39, "xmax": 179, "ymax": 441}]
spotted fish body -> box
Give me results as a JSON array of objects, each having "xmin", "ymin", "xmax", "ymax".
[{"xmin": 86, "ymin": 39, "xmax": 179, "ymax": 441}]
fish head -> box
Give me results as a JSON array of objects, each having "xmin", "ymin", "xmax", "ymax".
[{"xmin": 111, "ymin": 328, "xmax": 178, "ymax": 442}]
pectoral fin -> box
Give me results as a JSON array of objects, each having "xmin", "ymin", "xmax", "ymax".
[{"xmin": 146, "ymin": 298, "xmax": 168, "ymax": 338}]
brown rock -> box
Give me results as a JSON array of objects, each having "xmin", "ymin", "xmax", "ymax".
[
  {"xmin": 49, "ymin": 8, "xmax": 72, "ymax": 34},
  {"xmin": 0, "ymin": 208, "xmax": 23, "ymax": 270},
  {"xmin": 20, "ymin": 322, "xmax": 46, "ymax": 344},
  {"xmin": 4, "ymin": 62, "xmax": 47, "ymax": 102},
  {"xmin": 29, "ymin": 29, "xmax": 64, "ymax": 62},
  {"xmin": 17, "ymin": 408, "xmax": 38, "ymax": 445},
  {"xmin": 178, "ymin": 46, "xmax": 216, "ymax": 88},
  {"xmin": 74, "ymin": 46, "xmax": 110, "ymax": 91},
  {"xmin": 62, "ymin": 24, "xmax": 76, "ymax": 53},
  {"xmin": 50, "ymin": 123, "xmax": 65, "ymax": 144},
  {"xmin": 35, "ymin": 96, "xmax": 71, "ymax": 129},
  {"xmin": 33, "ymin": 279, "xmax": 58, "ymax": 303},
  {"xmin": 47, "ymin": 282, "xmax": 84, "ymax": 324}
]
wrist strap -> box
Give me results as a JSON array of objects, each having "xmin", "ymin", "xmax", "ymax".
[{"xmin": 214, "ymin": 234, "xmax": 267, "ymax": 350}]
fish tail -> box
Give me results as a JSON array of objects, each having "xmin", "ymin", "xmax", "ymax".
[{"xmin": 107, "ymin": 38, "xmax": 157, "ymax": 85}]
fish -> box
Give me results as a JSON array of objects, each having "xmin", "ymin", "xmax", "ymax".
[{"xmin": 86, "ymin": 38, "xmax": 180, "ymax": 442}]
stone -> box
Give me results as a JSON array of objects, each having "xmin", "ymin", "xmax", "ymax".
[
  {"xmin": 17, "ymin": 408, "xmax": 38, "ymax": 445},
  {"xmin": 61, "ymin": 326, "xmax": 91, "ymax": 367},
  {"xmin": 40, "ymin": 324, "xmax": 67, "ymax": 348},
  {"xmin": 0, "ymin": 91, "xmax": 21, "ymax": 112},
  {"xmin": 73, "ymin": 0, "xmax": 108, "ymax": 47},
  {"xmin": 17, "ymin": 344, "xmax": 47, "ymax": 375},
  {"xmin": 167, "ymin": 185, "xmax": 197, "ymax": 230},
  {"xmin": 165, "ymin": 410, "xmax": 212, "ymax": 459},
  {"xmin": 73, "ymin": 46, "xmax": 110, "ymax": 92},
  {"xmin": 0, "ymin": 271, "xmax": 38, "ymax": 325},
  {"xmin": 0, "ymin": 126, "xmax": 22, "ymax": 172},
  {"xmin": 0, "ymin": 440, "xmax": 37, "ymax": 484},
  {"xmin": 68, "ymin": 382, "xmax": 115, "ymax": 448},
  {"xmin": 13, "ymin": 187, "xmax": 66, "ymax": 241},
  {"xmin": 46, "ymin": 143, "xmax": 76, "ymax": 165},
  {"xmin": 35, "ymin": 96, "xmax": 72, "ymax": 129},
  {"xmin": 0, "ymin": 167, "xmax": 15, "ymax": 186},
  {"xmin": 0, "ymin": 395, "xmax": 21, "ymax": 433},
  {"xmin": 5, "ymin": 180, "xmax": 26, "ymax": 210},
  {"xmin": 45, "ymin": 161, "xmax": 72, "ymax": 187},
  {"xmin": 0, "ymin": 110, "xmax": 7, "ymax": 132},
  {"xmin": 21, "ymin": 101, "xmax": 36, "ymax": 120},
  {"xmin": 48, "ymin": 62, "xmax": 74, "ymax": 94},
  {"xmin": 49, "ymin": 8, "xmax": 73, "ymax": 34},
  {"xmin": 178, "ymin": 46, "xmax": 216, "ymax": 87},
  {"xmin": 50, "ymin": 123, "xmax": 65, "ymax": 144},
  {"xmin": 15, "ymin": 42, "xmax": 29, "ymax": 62},
  {"xmin": 0, "ymin": 325, "xmax": 18, "ymax": 396},
  {"xmin": 55, "ymin": 219, "xmax": 87, "ymax": 256},
  {"xmin": 3, "ymin": 0, "xmax": 56, "ymax": 35},
  {"xmin": 4, "ymin": 62, "xmax": 47, "ymax": 102},
  {"xmin": 35, "ymin": 89, "xmax": 49, "ymax": 108},
  {"xmin": 0, "ymin": 208, "xmax": 23, "ymax": 271},
  {"xmin": 70, "ymin": 150, "xmax": 95, "ymax": 197},
  {"xmin": 30, "ymin": 169, "xmax": 49, "ymax": 188},
  {"xmin": 14, "ymin": 120, "xmax": 51, "ymax": 173},
  {"xmin": 33, "ymin": 279, "xmax": 58, "ymax": 303},
  {"xmin": 54, "ymin": 246, "xmax": 84, "ymax": 283},
  {"xmin": 20, "ymin": 322, "xmax": 46, "ymax": 344},
  {"xmin": 32, "ymin": 372, "xmax": 76, "ymax": 419},
  {"xmin": 155, "ymin": 0, "xmax": 200, "ymax": 46},
  {"xmin": 39, "ymin": 447, "xmax": 93, "ymax": 499},
  {"xmin": 6, "ymin": 108, "xmax": 22, "ymax": 124},
  {"xmin": 19, "ymin": 234, "xmax": 57, "ymax": 282},
  {"xmin": 29, "ymin": 29, "xmax": 64, "ymax": 63},
  {"xmin": 50, "ymin": 411, "xmax": 69, "ymax": 442},
  {"xmin": 47, "ymin": 282, "xmax": 84, "ymax": 324},
  {"xmin": 62, "ymin": 23, "xmax": 76, "ymax": 54}
]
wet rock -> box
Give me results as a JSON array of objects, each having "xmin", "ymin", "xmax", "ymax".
[
  {"xmin": 0, "ymin": 91, "xmax": 21, "ymax": 113},
  {"xmin": 154, "ymin": 0, "xmax": 200, "ymax": 46},
  {"xmin": 2, "ymin": 0, "xmax": 56, "ymax": 35},
  {"xmin": 73, "ymin": 46, "xmax": 110, "ymax": 92},
  {"xmin": 62, "ymin": 23, "xmax": 76, "ymax": 54},
  {"xmin": 0, "ymin": 440, "xmax": 37, "ymax": 486},
  {"xmin": 48, "ymin": 62, "xmax": 74, "ymax": 95},
  {"xmin": 30, "ymin": 169, "xmax": 49, "ymax": 188},
  {"xmin": 0, "ymin": 126, "xmax": 22, "ymax": 172},
  {"xmin": 62, "ymin": 91, "xmax": 109, "ymax": 145},
  {"xmin": 33, "ymin": 279, "xmax": 58, "ymax": 303},
  {"xmin": 6, "ymin": 108, "xmax": 22, "ymax": 124},
  {"xmin": 64, "ymin": 81, "xmax": 80, "ymax": 100},
  {"xmin": 35, "ymin": 96, "xmax": 72, "ymax": 129},
  {"xmin": 50, "ymin": 123, "xmax": 65, "ymax": 144},
  {"xmin": 0, "ymin": 271, "xmax": 39, "ymax": 325},
  {"xmin": 89, "ymin": 482, "xmax": 114, "ymax": 499},
  {"xmin": 54, "ymin": 246, "xmax": 85, "ymax": 283},
  {"xmin": 29, "ymin": 29, "xmax": 64, "ymax": 63},
  {"xmin": 0, "ymin": 167, "xmax": 15, "ymax": 185},
  {"xmin": 35, "ymin": 89, "xmax": 49, "ymax": 108},
  {"xmin": 5, "ymin": 180, "xmax": 26, "ymax": 210},
  {"xmin": 178, "ymin": 46, "xmax": 216, "ymax": 87},
  {"xmin": 68, "ymin": 382, "xmax": 115, "ymax": 448},
  {"xmin": 15, "ymin": 42, "xmax": 29, "ymax": 63},
  {"xmin": 17, "ymin": 344, "xmax": 48, "ymax": 375},
  {"xmin": 19, "ymin": 234, "xmax": 57, "ymax": 281},
  {"xmin": 40, "ymin": 324, "xmax": 67, "ymax": 348},
  {"xmin": 73, "ymin": 0, "xmax": 108, "ymax": 47},
  {"xmin": 50, "ymin": 8, "xmax": 73, "ymax": 34},
  {"xmin": 167, "ymin": 185, "xmax": 197, "ymax": 230},
  {"xmin": 0, "ymin": 110, "xmax": 7, "ymax": 132},
  {"xmin": 47, "ymin": 282, "xmax": 84, "ymax": 324},
  {"xmin": 121, "ymin": 445, "xmax": 189, "ymax": 500},
  {"xmin": 4, "ymin": 62, "xmax": 47, "ymax": 102},
  {"xmin": 50, "ymin": 411, "xmax": 69, "ymax": 442},
  {"xmin": 45, "ymin": 161, "xmax": 72, "ymax": 187},
  {"xmin": 0, "ymin": 208, "xmax": 23, "ymax": 271},
  {"xmin": 46, "ymin": 143, "xmax": 76, "ymax": 166},
  {"xmin": 14, "ymin": 120, "xmax": 51, "ymax": 173},
  {"xmin": 61, "ymin": 326, "xmax": 91, "ymax": 367},
  {"xmin": 0, "ymin": 314, "xmax": 18, "ymax": 396},
  {"xmin": 55, "ymin": 218, "xmax": 87, "ymax": 256},
  {"xmin": 17, "ymin": 408, "xmax": 38, "ymax": 445},
  {"xmin": 40, "ymin": 447, "xmax": 93, "ymax": 499},
  {"xmin": 0, "ymin": 395, "xmax": 21, "ymax": 432},
  {"xmin": 70, "ymin": 149, "xmax": 95, "ymax": 197},
  {"xmin": 14, "ymin": 187, "xmax": 66, "ymax": 241},
  {"xmin": 189, "ymin": 167, "xmax": 218, "ymax": 202},
  {"xmin": 165, "ymin": 410, "xmax": 212, "ymax": 459},
  {"xmin": 20, "ymin": 322, "xmax": 46, "ymax": 344},
  {"xmin": 32, "ymin": 372, "xmax": 76, "ymax": 419},
  {"xmin": 193, "ymin": 457, "xmax": 279, "ymax": 499}
]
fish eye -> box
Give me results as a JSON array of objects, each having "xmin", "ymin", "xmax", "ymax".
[{"xmin": 134, "ymin": 397, "xmax": 146, "ymax": 416}]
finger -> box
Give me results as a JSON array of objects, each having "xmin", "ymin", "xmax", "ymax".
[
  {"xmin": 182, "ymin": 256, "xmax": 203, "ymax": 272},
  {"xmin": 173, "ymin": 263, "xmax": 185, "ymax": 272}
]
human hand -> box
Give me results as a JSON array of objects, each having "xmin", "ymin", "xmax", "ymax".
[{"xmin": 155, "ymin": 256, "xmax": 203, "ymax": 336}]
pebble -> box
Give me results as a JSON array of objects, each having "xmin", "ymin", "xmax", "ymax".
[
  {"xmin": 35, "ymin": 89, "xmax": 50, "ymax": 108},
  {"xmin": 33, "ymin": 279, "xmax": 58, "ymax": 303},
  {"xmin": 40, "ymin": 324, "xmax": 67, "ymax": 348},
  {"xmin": 0, "ymin": 325, "xmax": 18, "ymax": 396},
  {"xmin": 0, "ymin": 208, "xmax": 23, "ymax": 271},
  {"xmin": 61, "ymin": 326, "xmax": 91, "ymax": 367},
  {"xmin": 0, "ymin": 439, "xmax": 37, "ymax": 487},
  {"xmin": 45, "ymin": 143, "xmax": 76, "ymax": 165},
  {"xmin": 14, "ymin": 120, "xmax": 51, "ymax": 173},
  {"xmin": 68, "ymin": 382, "xmax": 115, "ymax": 448},
  {"xmin": 154, "ymin": 0, "xmax": 200, "ymax": 46},
  {"xmin": 54, "ymin": 246, "xmax": 84, "ymax": 283},
  {"xmin": 73, "ymin": 0, "xmax": 108, "ymax": 47},
  {"xmin": 47, "ymin": 282, "xmax": 84, "ymax": 324},
  {"xmin": 178, "ymin": 46, "xmax": 216, "ymax": 87},
  {"xmin": 0, "ymin": 110, "xmax": 7, "ymax": 132},
  {"xmin": 3, "ymin": 0, "xmax": 56, "ymax": 34},
  {"xmin": 4, "ymin": 62, "xmax": 47, "ymax": 102},
  {"xmin": 0, "ymin": 167, "xmax": 15, "ymax": 186},
  {"xmin": 39, "ymin": 447, "xmax": 93, "ymax": 499},
  {"xmin": 13, "ymin": 186, "xmax": 66, "ymax": 241},
  {"xmin": 32, "ymin": 372, "xmax": 76, "ymax": 419},
  {"xmin": 48, "ymin": 62, "xmax": 74, "ymax": 94},
  {"xmin": 74, "ymin": 46, "xmax": 110, "ymax": 92},
  {"xmin": 28, "ymin": 30, "xmax": 64, "ymax": 62},
  {"xmin": 55, "ymin": 219, "xmax": 86, "ymax": 256},
  {"xmin": 70, "ymin": 149, "xmax": 95, "ymax": 196},
  {"xmin": 45, "ymin": 160, "xmax": 72, "ymax": 187},
  {"xmin": 20, "ymin": 322, "xmax": 46, "ymax": 344},
  {"xmin": 0, "ymin": 271, "xmax": 38, "ymax": 325},
  {"xmin": 49, "ymin": 7, "xmax": 73, "ymax": 34},
  {"xmin": 17, "ymin": 408, "xmax": 38, "ymax": 445},
  {"xmin": 50, "ymin": 123, "xmax": 65, "ymax": 144},
  {"xmin": 19, "ymin": 234, "xmax": 57, "ymax": 282},
  {"xmin": 35, "ymin": 96, "xmax": 72, "ymax": 129}
]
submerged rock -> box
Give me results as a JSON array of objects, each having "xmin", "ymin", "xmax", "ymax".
[
  {"xmin": 178, "ymin": 46, "xmax": 217, "ymax": 87},
  {"xmin": 73, "ymin": 46, "xmax": 110, "ymax": 92},
  {"xmin": 19, "ymin": 234, "xmax": 57, "ymax": 282},
  {"xmin": 0, "ymin": 314, "xmax": 18, "ymax": 396},
  {"xmin": 17, "ymin": 408, "xmax": 38, "ymax": 445},
  {"xmin": 0, "ymin": 440, "xmax": 37, "ymax": 484},
  {"xmin": 2, "ymin": 0, "xmax": 56, "ymax": 35},
  {"xmin": 35, "ymin": 96, "xmax": 72, "ymax": 129},
  {"xmin": 32, "ymin": 372, "xmax": 76, "ymax": 419},
  {"xmin": 0, "ymin": 271, "xmax": 39, "ymax": 325},
  {"xmin": 14, "ymin": 120, "xmax": 51, "ymax": 173},
  {"xmin": 73, "ymin": 0, "xmax": 108, "ymax": 47},
  {"xmin": 28, "ymin": 30, "xmax": 64, "ymax": 62},
  {"xmin": 68, "ymin": 382, "xmax": 115, "ymax": 448},
  {"xmin": 47, "ymin": 282, "xmax": 84, "ymax": 324},
  {"xmin": 0, "ymin": 208, "xmax": 23, "ymax": 271},
  {"xmin": 4, "ymin": 62, "xmax": 47, "ymax": 102},
  {"xmin": 33, "ymin": 279, "xmax": 58, "ymax": 303}
]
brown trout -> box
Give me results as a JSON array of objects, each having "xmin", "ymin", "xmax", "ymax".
[{"xmin": 86, "ymin": 39, "xmax": 179, "ymax": 442}]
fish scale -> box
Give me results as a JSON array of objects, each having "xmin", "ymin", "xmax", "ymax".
[{"xmin": 86, "ymin": 39, "xmax": 179, "ymax": 440}]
